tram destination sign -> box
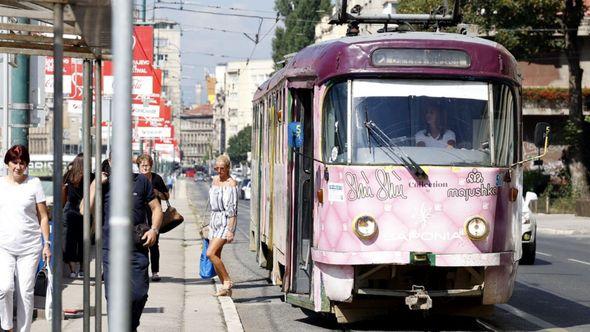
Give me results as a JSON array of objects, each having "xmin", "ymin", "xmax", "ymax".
[{"xmin": 372, "ymin": 49, "xmax": 471, "ymax": 68}]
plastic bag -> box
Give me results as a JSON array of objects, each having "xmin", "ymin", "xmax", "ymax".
[{"xmin": 199, "ymin": 238, "xmax": 216, "ymax": 279}]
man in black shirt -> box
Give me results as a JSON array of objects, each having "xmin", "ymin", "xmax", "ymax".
[{"xmin": 84, "ymin": 158, "xmax": 163, "ymax": 331}]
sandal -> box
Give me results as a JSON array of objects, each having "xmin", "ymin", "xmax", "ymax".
[{"xmin": 213, "ymin": 281, "xmax": 233, "ymax": 297}]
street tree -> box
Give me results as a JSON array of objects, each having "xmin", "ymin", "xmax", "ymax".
[
  {"xmin": 272, "ymin": 0, "xmax": 332, "ymax": 66},
  {"xmin": 398, "ymin": 0, "xmax": 589, "ymax": 196},
  {"xmin": 226, "ymin": 125, "xmax": 252, "ymax": 165}
]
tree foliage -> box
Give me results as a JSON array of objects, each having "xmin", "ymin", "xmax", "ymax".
[
  {"xmin": 226, "ymin": 125, "xmax": 252, "ymax": 164},
  {"xmin": 272, "ymin": 0, "xmax": 332, "ymax": 66}
]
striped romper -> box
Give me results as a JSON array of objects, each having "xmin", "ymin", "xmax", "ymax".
[{"xmin": 208, "ymin": 184, "xmax": 238, "ymax": 240}]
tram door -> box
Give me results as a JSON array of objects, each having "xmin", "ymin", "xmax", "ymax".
[{"xmin": 291, "ymin": 89, "xmax": 314, "ymax": 294}]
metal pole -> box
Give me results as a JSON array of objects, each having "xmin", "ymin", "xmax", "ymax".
[
  {"xmin": 107, "ymin": 97, "xmax": 111, "ymax": 156},
  {"xmin": 111, "ymin": 1, "xmax": 133, "ymax": 330},
  {"xmin": 82, "ymin": 59, "xmax": 92, "ymax": 332},
  {"xmin": 10, "ymin": 19, "xmax": 30, "ymax": 147},
  {"xmin": 94, "ymin": 59, "xmax": 103, "ymax": 332},
  {"xmin": 51, "ymin": 3, "xmax": 64, "ymax": 330},
  {"xmin": 2, "ymin": 53, "xmax": 9, "ymax": 153}
]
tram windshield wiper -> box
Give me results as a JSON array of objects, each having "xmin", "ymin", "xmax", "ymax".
[{"xmin": 364, "ymin": 120, "xmax": 428, "ymax": 180}]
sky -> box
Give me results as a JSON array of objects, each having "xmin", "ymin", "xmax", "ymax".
[{"xmin": 140, "ymin": 0, "xmax": 278, "ymax": 106}]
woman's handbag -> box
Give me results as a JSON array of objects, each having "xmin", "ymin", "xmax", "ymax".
[
  {"xmin": 34, "ymin": 265, "xmax": 48, "ymax": 297},
  {"xmin": 160, "ymin": 200, "xmax": 184, "ymax": 233},
  {"xmin": 199, "ymin": 238, "xmax": 216, "ymax": 279}
]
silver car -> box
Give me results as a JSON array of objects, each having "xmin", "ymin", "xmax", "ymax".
[{"xmin": 521, "ymin": 191, "xmax": 538, "ymax": 265}]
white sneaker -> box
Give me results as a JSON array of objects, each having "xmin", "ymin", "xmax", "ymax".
[{"xmin": 69, "ymin": 272, "xmax": 77, "ymax": 279}]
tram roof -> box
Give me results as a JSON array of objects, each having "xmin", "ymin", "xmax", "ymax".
[
  {"xmin": 0, "ymin": 0, "xmax": 111, "ymax": 59},
  {"xmin": 254, "ymin": 32, "xmax": 519, "ymax": 102}
]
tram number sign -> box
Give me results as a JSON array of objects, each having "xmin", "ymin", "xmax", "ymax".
[{"xmin": 288, "ymin": 122, "xmax": 303, "ymax": 149}]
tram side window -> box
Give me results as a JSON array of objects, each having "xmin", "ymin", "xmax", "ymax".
[
  {"xmin": 323, "ymin": 82, "xmax": 348, "ymax": 163},
  {"xmin": 492, "ymin": 84, "xmax": 515, "ymax": 166}
]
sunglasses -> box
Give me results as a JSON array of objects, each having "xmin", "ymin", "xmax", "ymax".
[{"xmin": 214, "ymin": 167, "xmax": 226, "ymax": 171}]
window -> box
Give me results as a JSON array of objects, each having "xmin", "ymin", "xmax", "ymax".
[
  {"xmin": 323, "ymin": 82, "xmax": 348, "ymax": 163},
  {"xmin": 322, "ymin": 79, "xmax": 517, "ymax": 167}
]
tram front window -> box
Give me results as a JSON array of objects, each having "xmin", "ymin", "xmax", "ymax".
[{"xmin": 350, "ymin": 79, "xmax": 514, "ymax": 167}]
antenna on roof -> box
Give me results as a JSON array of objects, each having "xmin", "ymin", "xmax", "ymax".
[{"xmin": 330, "ymin": 0, "xmax": 461, "ymax": 34}]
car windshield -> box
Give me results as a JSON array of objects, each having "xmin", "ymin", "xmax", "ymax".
[{"xmin": 323, "ymin": 79, "xmax": 516, "ymax": 167}]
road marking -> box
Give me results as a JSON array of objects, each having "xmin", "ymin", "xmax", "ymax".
[
  {"xmin": 497, "ymin": 304, "xmax": 567, "ymax": 331},
  {"xmin": 568, "ymin": 258, "xmax": 590, "ymax": 266},
  {"xmin": 536, "ymin": 251, "xmax": 552, "ymax": 257},
  {"xmin": 475, "ymin": 318, "xmax": 499, "ymax": 331}
]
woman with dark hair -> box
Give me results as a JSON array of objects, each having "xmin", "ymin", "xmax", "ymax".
[
  {"xmin": 0, "ymin": 145, "xmax": 51, "ymax": 332},
  {"xmin": 136, "ymin": 154, "xmax": 169, "ymax": 281},
  {"xmin": 415, "ymin": 105, "xmax": 456, "ymax": 148},
  {"xmin": 62, "ymin": 153, "xmax": 92, "ymax": 278}
]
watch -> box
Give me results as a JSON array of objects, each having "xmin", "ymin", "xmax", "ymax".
[
  {"xmin": 151, "ymin": 228, "xmax": 159, "ymax": 235},
  {"xmin": 44, "ymin": 241, "xmax": 51, "ymax": 247}
]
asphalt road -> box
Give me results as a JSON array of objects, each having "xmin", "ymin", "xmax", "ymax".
[{"xmin": 188, "ymin": 181, "xmax": 590, "ymax": 331}]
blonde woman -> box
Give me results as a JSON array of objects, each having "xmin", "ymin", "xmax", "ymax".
[{"xmin": 206, "ymin": 155, "xmax": 238, "ymax": 296}]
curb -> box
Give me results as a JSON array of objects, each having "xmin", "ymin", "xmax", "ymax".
[
  {"xmin": 537, "ymin": 227, "xmax": 590, "ymax": 236},
  {"xmin": 214, "ymin": 277, "xmax": 244, "ymax": 332}
]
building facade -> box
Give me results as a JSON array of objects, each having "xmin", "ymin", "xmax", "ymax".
[
  {"xmin": 214, "ymin": 59, "xmax": 273, "ymax": 152},
  {"xmin": 179, "ymin": 103, "xmax": 214, "ymax": 166}
]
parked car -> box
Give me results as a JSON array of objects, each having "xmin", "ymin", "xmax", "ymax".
[
  {"xmin": 521, "ymin": 191, "xmax": 538, "ymax": 265},
  {"xmin": 243, "ymin": 181, "xmax": 251, "ymax": 200},
  {"xmin": 195, "ymin": 171, "xmax": 205, "ymax": 182},
  {"xmin": 239, "ymin": 178, "xmax": 251, "ymax": 199}
]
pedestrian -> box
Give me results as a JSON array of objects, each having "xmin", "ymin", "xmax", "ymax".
[
  {"xmin": 207, "ymin": 154, "xmax": 238, "ymax": 297},
  {"xmin": 0, "ymin": 145, "xmax": 51, "ymax": 332},
  {"xmin": 136, "ymin": 154, "xmax": 169, "ymax": 282},
  {"xmin": 83, "ymin": 157, "xmax": 163, "ymax": 331},
  {"xmin": 61, "ymin": 153, "xmax": 91, "ymax": 278}
]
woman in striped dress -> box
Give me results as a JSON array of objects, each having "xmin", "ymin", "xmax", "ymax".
[{"xmin": 206, "ymin": 154, "xmax": 238, "ymax": 297}]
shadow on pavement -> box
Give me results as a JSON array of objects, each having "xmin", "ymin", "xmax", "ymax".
[{"xmin": 233, "ymin": 294, "xmax": 283, "ymax": 304}]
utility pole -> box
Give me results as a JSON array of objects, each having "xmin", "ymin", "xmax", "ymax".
[
  {"xmin": 10, "ymin": 19, "xmax": 30, "ymax": 147},
  {"xmin": 143, "ymin": 0, "xmax": 147, "ymax": 22}
]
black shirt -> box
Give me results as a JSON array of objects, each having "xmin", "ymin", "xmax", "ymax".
[
  {"xmin": 102, "ymin": 173, "xmax": 155, "ymax": 250},
  {"xmin": 146, "ymin": 172, "xmax": 168, "ymax": 225}
]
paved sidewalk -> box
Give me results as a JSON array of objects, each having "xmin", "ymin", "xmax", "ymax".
[
  {"xmin": 536, "ymin": 213, "xmax": 590, "ymax": 235},
  {"xmin": 31, "ymin": 179, "xmax": 228, "ymax": 331}
]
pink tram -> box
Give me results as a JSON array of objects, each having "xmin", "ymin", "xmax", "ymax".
[{"xmin": 251, "ymin": 31, "xmax": 548, "ymax": 322}]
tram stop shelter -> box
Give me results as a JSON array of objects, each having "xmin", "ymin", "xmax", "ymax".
[{"xmin": 0, "ymin": 1, "xmax": 135, "ymax": 332}]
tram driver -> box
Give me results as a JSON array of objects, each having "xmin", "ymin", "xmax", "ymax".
[{"xmin": 415, "ymin": 105, "xmax": 456, "ymax": 148}]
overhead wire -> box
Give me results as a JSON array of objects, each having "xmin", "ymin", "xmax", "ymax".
[{"xmin": 156, "ymin": 0, "xmax": 278, "ymax": 15}]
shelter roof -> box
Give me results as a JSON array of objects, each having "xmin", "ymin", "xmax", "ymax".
[{"xmin": 0, "ymin": 0, "xmax": 111, "ymax": 58}]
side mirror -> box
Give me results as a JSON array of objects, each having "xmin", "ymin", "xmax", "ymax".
[
  {"xmin": 534, "ymin": 122, "xmax": 550, "ymax": 149},
  {"xmin": 288, "ymin": 122, "xmax": 303, "ymax": 149},
  {"xmin": 524, "ymin": 191, "xmax": 538, "ymax": 206}
]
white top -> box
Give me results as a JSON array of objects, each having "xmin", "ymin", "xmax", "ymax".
[
  {"xmin": 0, "ymin": 176, "xmax": 46, "ymax": 255},
  {"xmin": 415, "ymin": 129, "xmax": 456, "ymax": 148}
]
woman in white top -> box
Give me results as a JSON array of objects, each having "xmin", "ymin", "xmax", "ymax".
[
  {"xmin": 0, "ymin": 145, "xmax": 51, "ymax": 332},
  {"xmin": 415, "ymin": 106, "xmax": 456, "ymax": 148},
  {"xmin": 206, "ymin": 154, "xmax": 238, "ymax": 297}
]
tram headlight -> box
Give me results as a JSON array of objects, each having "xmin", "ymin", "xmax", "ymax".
[
  {"xmin": 464, "ymin": 217, "xmax": 489, "ymax": 241},
  {"xmin": 353, "ymin": 215, "xmax": 378, "ymax": 239}
]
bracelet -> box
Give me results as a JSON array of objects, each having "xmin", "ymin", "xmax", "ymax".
[
  {"xmin": 151, "ymin": 228, "xmax": 159, "ymax": 235},
  {"xmin": 44, "ymin": 241, "xmax": 51, "ymax": 247}
]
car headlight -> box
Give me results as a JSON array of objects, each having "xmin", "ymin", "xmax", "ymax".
[
  {"xmin": 353, "ymin": 215, "xmax": 378, "ymax": 239},
  {"xmin": 522, "ymin": 212, "xmax": 531, "ymax": 224},
  {"xmin": 464, "ymin": 217, "xmax": 489, "ymax": 241}
]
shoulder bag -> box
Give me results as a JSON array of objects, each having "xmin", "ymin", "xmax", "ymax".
[{"xmin": 160, "ymin": 200, "xmax": 184, "ymax": 233}]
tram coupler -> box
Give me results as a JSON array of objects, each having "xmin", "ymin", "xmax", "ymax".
[{"xmin": 405, "ymin": 285, "xmax": 433, "ymax": 311}]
